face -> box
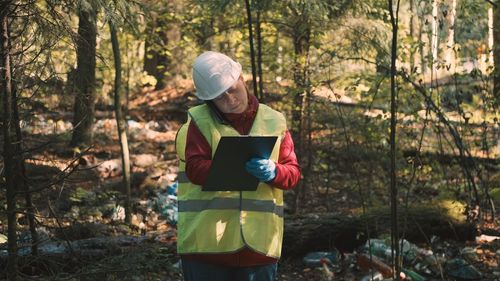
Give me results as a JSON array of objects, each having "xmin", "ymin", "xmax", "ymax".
[{"xmin": 212, "ymin": 76, "xmax": 248, "ymax": 114}]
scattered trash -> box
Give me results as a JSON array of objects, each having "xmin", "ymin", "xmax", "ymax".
[
  {"xmin": 361, "ymin": 239, "xmax": 432, "ymax": 264},
  {"xmin": 356, "ymin": 253, "xmax": 393, "ymax": 278},
  {"xmin": 303, "ymin": 250, "xmax": 340, "ymax": 268},
  {"xmin": 475, "ymin": 234, "xmax": 499, "ymax": 243},
  {"xmin": 146, "ymin": 120, "xmax": 162, "ymax": 131},
  {"xmin": 320, "ymin": 258, "xmax": 335, "ymax": 281},
  {"xmin": 361, "ymin": 239, "xmax": 391, "ymax": 260},
  {"xmin": 460, "ymin": 247, "xmax": 479, "ymax": 263},
  {"xmin": 430, "ymin": 236, "xmax": 440, "ymax": 244},
  {"xmin": 0, "ymin": 234, "xmax": 6, "ymax": 244},
  {"xmin": 127, "ymin": 119, "xmax": 141, "ymax": 129},
  {"xmin": 97, "ymin": 159, "xmax": 122, "ymax": 178},
  {"xmin": 149, "ymin": 183, "xmax": 178, "ymax": 225},
  {"xmin": 167, "ymin": 181, "xmax": 178, "ymax": 196},
  {"xmin": 111, "ymin": 205, "xmax": 126, "ymax": 221},
  {"xmin": 402, "ymin": 268, "xmax": 426, "ymax": 281},
  {"xmin": 172, "ymin": 259, "xmax": 182, "ymax": 271},
  {"xmin": 444, "ymin": 258, "xmax": 482, "ymax": 280},
  {"xmin": 399, "ymin": 239, "xmax": 433, "ymax": 263},
  {"xmin": 360, "ymin": 271, "xmax": 384, "ymax": 281}
]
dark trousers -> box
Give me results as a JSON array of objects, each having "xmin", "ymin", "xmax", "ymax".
[{"xmin": 181, "ymin": 259, "xmax": 277, "ymax": 281}]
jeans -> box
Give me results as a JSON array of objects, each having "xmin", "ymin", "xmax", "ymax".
[{"xmin": 181, "ymin": 259, "xmax": 277, "ymax": 281}]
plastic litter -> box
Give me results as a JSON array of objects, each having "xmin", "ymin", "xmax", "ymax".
[
  {"xmin": 0, "ymin": 234, "xmax": 6, "ymax": 244},
  {"xmin": 303, "ymin": 250, "xmax": 340, "ymax": 268},
  {"xmin": 360, "ymin": 271, "xmax": 384, "ymax": 281},
  {"xmin": 444, "ymin": 258, "xmax": 482, "ymax": 280},
  {"xmin": 149, "ymin": 183, "xmax": 178, "ymax": 225},
  {"xmin": 111, "ymin": 205, "xmax": 126, "ymax": 221},
  {"xmin": 361, "ymin": 239, "xmax": 391, "ymax": 259},
  {"xmin": 167, "ymin": 181, "xmax": 178, "ymax": 196},
  {"xmin": 361, "ymin": 239, "xmax": 435, "ymax": 265},
  {"xmin": 173, "ymin": 259, "xmax": 182, "ymax": 270},
  {"xmin": 475, "ymin": 234, "xmax": 499, "ymax": 243},
  {"xmin": 402, "ymin": 268, "xmax": 426, "ymax": 281},
  {"xmin": 356, "ymin": 253, "xmax": 393, "ymax": 278},
  {"xmin": 460, "ymin": 247, "xmax": 478, "ymax": 263}
]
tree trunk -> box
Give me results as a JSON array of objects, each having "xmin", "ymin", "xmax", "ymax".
[
  {"xmin": 409, "ymin": 0, "xmax": 415, "ymax": 72},
  {"xmin": 144, "ymin": 11, "xmax": 169, "ymax": 90},
  {"xmin": 493, "ymin": 3, "xmax": 500, "ymax": 108},
  {"xmin": 418, "ymin": 7, "xmax": 426, "ymax": 74},
  {"xmin": 282, "ymin": 206, "xmax": 476, "ymax": 258},
  {"xmin": 389, "ymin": 0, "xmax": 400, "ymax": 276},
  {"xmin": 431, "ymin": 0, "xmax": 439, "ymax": 76},
  {"xmin": 277, "ymin": 30, "xmax": 283, "ymax": 78},
  {"xmin": 71, "ymin": 4, "xmax": 97, "ymax": 147},
  {"xmin": 1, "ymin": 7, "xmax": 18, "ymax": 280},
  {"xmin": 445, "ymin": 0, "xmax": 457, "ymax": 69},
  {"xmin": 290, "ymin": 14, "xmax": 311, "ymax": 213},
  {"xmin": 256, "ymin": 8, "xmax": 264, "ymax": 101},
  {"xmin": 109, "ymin": 21, "xmax": 132, "ymax": 224},
  {"xmin": 244, "ymin": 0, "xmax": 259, "ymax": 98},
  {"xmin": 0, "ymin": 235, "xmax": 173, "ymax": 269},
  {"xmin": 489, "ymin": 7, "xmax": 494, "ymax": 71},
  {"xmin": 12, "ymin": 85, "xmax": 39, "ymax": 257}
]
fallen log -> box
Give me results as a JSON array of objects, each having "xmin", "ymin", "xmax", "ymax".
[
  {"xmin": 0, "ymin": 235, "xmax": 150, "ymax": 259},
  {"xmin": 282, "ymin": 203, "xmax": 476, "ymax": 258},
  {"xmin": 0, "ymin": 234, "xmax": 177, "ymax": 275}
]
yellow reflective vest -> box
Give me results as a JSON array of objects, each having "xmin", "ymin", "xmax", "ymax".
[{"xmin": 175, "ymin": 103, "xmax": 287, "ymax": 258}]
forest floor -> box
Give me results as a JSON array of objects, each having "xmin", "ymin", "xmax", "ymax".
[{"xmin": 1, "ymin": 84, "xmax": 499, "ymax": 280}]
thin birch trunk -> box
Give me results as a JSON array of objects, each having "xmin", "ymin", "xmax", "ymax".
[
  {"xmin": 445, "ymin": 0, "xmax": 457, "ymax": 69},
  {"xmin": 109, "ymin": 21, "xmax": 132, "ymax": 224},
  {"xmin": 410, "ymin": 0, "xmax": 415, "ymax": 72},
  {"xmin": 256, "ymin": 8, "xmax": 264, "ymax": 100},
  {"xmin": 431, "ymin": 0, "xmax": 439, "ymax": 76},
  {"xmin": 419, "ymin": 8, "xmax": 426, "ymax": 74},
  {"xmin": 488, "ymin": 7, "xmax": 494, "ymax": 71}
]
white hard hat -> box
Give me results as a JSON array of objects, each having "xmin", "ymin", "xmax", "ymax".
[{"xmin": 192, "ymin": 51, "xmax": 242, "ymax": 100}]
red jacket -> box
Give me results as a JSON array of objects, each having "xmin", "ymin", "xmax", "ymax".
[{"xmin": 182, "ymin": 94, "xmax": 300, "ymax": 266}]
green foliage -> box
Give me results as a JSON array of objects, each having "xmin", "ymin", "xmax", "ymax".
[
  {"xmin": 69, "ymin": 187, "xmax": 96, "ymax": 204},
  {"xmin": 455, "ymin": 0, "xmax": 489, "ymax": 57},
  {"xmin": 490, "ymin": 188, "xmax": 500, "ymax": 206}
]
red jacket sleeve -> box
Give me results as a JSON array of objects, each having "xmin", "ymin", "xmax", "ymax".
[
  {"xmin": 270, "ymin": 130, "xmax": 301, "ymax": 190},
  {"xmin": 185, "ymin": 121, "xmax": 212, "ymax": 185}
]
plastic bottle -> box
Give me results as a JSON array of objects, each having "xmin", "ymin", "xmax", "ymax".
[
  {"xmin": 360, "ymin": 271, "xmax": 384, "ymax": 281},
  {"xmin": 356, "ymin": 253, "xmax": 394, "ymax": 278},
  {"xmin": 303, "ymin": 251, "xmax": 340, "ymax": 268},
  {"xmin": 363, "ymin": 239, "xmax": 392, "ymax": 259},
  {"xmin": 402, "ymin": 268, "xmax": 426, "ymax": 281}
]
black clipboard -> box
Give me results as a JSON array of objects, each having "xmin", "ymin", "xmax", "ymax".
[{"xmin": 203, "ymin": 136, "xmax": 278, "ymax": 191}]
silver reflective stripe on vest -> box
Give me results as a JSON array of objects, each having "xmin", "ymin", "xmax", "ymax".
[
  {"xmin": 177, "ymin": 171, "xmax": 189, "ymax": 183},
  {"xmin": 241, "ymin": 199, "xmax": 284, "ymax": 217},
  {"xmin": 179, "ymin": 198, "xmax": 284, "ymax": 217}
]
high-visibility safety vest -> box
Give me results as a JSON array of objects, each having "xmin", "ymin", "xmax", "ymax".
[{"xmin": 175, "ymin": 103, "xmax": 287, "ymax": 258}]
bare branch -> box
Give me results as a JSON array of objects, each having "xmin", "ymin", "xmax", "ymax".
[{"xmin": 15, "ymin": 147, "xmax": 92, "ymax": 195}]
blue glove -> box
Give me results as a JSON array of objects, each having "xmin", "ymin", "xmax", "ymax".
[{"xmin": 245, "ymin": 158, "xmax": 276, "ymax": 182}]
